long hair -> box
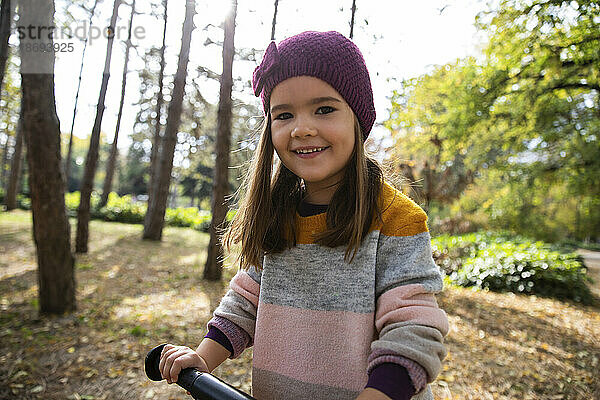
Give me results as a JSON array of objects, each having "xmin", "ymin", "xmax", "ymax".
[{"xmin": 223, "ymin": 114, "xmax": 384, "ymax": 271}]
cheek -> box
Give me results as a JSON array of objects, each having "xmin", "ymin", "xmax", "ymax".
[{"xmin": 270, "ymin": 128, "xmax": 287, "ymax": 154}]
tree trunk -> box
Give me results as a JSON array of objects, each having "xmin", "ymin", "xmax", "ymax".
[
  {"xmin": 65, "ymin": 0, "xmax": 100, "ymax": 185},
  {"xmin": 143, "ymin": 0, "xmax": 195, "ymax": 240},
  {"xmin": 204, "ymin": 0, "xmax": 237, "ymax": 281},
  {"xmin": 19, "ymin": 147, "xmax": 26, "ymax": 195},
  {"xmin": 0, "ymin": 0, "xmax": 14, "ymax": 91},
  {"xmin": 19, "ymin": 0, "xmax": 75, "ymax": 314},
  {"xmin": 349, "ymin": 0, "xmax": 357, "ymax": 39},
  {"xmin": 5, "ymin": 105, "xmax": 23, "ymax": 210},
  {"xmin": 270, "ymin": 0, "xmax": 278, "ymax": 41},
  {"xmin": 169, "ymin": 179, "xmax": 177, "ymax": 208},
  {"xmin": 146, "ymin": 0, "xmax": 168, "ymax": 210},
  {"xmin": 0, "ymin": 135, "xmax": 10, "ymax": 190},
  {"xmin": 100, "ymin": 0, "xmax": 136, "ymax": 208},
  {"xmin": 76, "ymin": 0, "xmax": 121, "ymax": 253}
]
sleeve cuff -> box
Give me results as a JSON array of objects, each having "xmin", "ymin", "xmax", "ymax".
[
  {"xmin": 368, "ymin": 350, "xmax": 428, "ymax": 393},
  {"xmin": 207, "ymin": 316, "xmax": 251, "ymax": 358},
  {"xmin": 204, "ymin": 325, "xmax": 233, "ymax": 356},
  {"xmin": 366, "ymin": 363, "xmax": 416, "ymax": 400}
]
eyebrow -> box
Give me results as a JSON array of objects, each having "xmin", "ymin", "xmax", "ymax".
[{"xmin": 270, "ymin": 96, "xmax": 342, "ymax": 114}]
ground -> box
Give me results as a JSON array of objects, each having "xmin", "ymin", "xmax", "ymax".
[{"xmin": 1, "ymin": 210, "xmax": 599, "ymax": 400}]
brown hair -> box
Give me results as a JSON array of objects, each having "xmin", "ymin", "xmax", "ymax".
[{"xmin": 223, "ymin": 115, "xmax": 384, "ymax": 271}]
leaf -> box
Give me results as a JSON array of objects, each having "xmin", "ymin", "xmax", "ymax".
[{"xmin": 30, "ymin": 385, "xmax": 44, "ymax": 393}]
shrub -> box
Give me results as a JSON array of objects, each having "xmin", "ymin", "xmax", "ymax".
[
  {"xmin": 61, "ymin": 191, "xmax": 235, "ymax": 233},
  {"xmin": 65, "ymin": 191, "xmax": 101, "ymax": 217},
  {"xmin": 433, "ymin": 232, "xmax": 594, "ymax": 304},
  {"xmin": 165, "ymin": 207, "xmax": 210, "ymax": 229},
  {"xmin": 98, "ymin": 193, "xmax": 146, "ymax": 224}
]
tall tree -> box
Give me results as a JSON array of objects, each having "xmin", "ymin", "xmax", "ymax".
[
  {"xmin": 19, "ymin": 0, "xmax": 75, "ymax": 314},
  {"xmin": 65, "ymin": 0, "xmax": 100, "ymax": 185},
  {"xmin": 76, "ymin": 0, "xmax": 121, "ymax": 253},
  {"xmin": 4, "ymin": 106, "xmax": 22, "ymax": 210},
  {"xmin": 100, "ymin": 0, "xmax": 136, "ymax": 208},
  {"xmin": 146, "ymin": 0, "xmax": 168, "ymax": 218},
  {"xmin": 270, "ymin": 0, "xmax": 279, "ymax": 41},
  {"xmin": 386, "ymin": 59, "xmax": 482, "ymax": 208},
  {"xmin": 0, "ymin": 0, "xmax": 14, "ymax": 91},
  {"xmin": 349, "ymin": 0, "xmax": 357, "ymax": 39},
  {"xmin": 143, "ymin": 0, "xmax": 196, "ymax": 240},
  {"xmin": 0, "ymin": 49, "xmax": 19, "ymax": 191},
  {"xmin": 204, "ymin": 0, "xmax": 237, "ymax": 280},
  {"xmin": 0, "ymin": 136, "xmax": 9, "ymax": 189},
  {"xmin": 386, "ymin": 0, "xmax": 600, "ymax": 240}
]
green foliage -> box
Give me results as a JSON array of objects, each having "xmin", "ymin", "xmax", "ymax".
[
  {"xmin": 62, "ymin": 191, "xmax": 235, "ymax": 233},
  {"xmin": 129, "ymin": 325, "xmax": 148, "ymax": 337},
  {"xmin": 165, "ymin": 207, "xmax": 211, "ymax": 229},
  {"xmin": 64, "ymin": 191, "xmax": 101, "ymax": 216},
  {"xmin": 60, "ymin": 132, "xmax": 114, "ymax": 193},
  {"xmin": 386, "ymin": 0, "xmax": 600, "ymax": 242},
  {"xmin": 433, "ymin": 232, "xmax": 594, "ymax": 304},
  {"xmin": 96, "ymin": 192, "xmax": 147, "ymax": 224},
  {"xmin": 16, "ymin": 194, "xmax": 31, "ymax": 210}
]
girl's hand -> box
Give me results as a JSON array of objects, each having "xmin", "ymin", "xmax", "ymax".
[{"xmin": 159, "ymin": 344, "xmax": 209, "ymax": 384}]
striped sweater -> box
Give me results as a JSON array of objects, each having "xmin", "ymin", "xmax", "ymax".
[{"xmin": 207, "ymin": 182, "xmax": 449, "ymax": 399}]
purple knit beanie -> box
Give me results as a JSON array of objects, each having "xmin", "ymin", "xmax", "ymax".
[{"xmin": 252, "ymin": 31, "xmax": 376, "ymax": 139}]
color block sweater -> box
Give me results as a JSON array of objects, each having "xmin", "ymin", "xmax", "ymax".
[{"xmin": 207, "ymin": 182, "xmax": 449, "ymax": 400}]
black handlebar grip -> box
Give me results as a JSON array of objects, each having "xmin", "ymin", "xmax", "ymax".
[{"xmin": 145, "ymin": 344, "xmax": 255, "ymax": 400}]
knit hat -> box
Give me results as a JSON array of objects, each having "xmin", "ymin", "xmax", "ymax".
[{"xmin": 252, "ymin": 31, "xmax": 376, "ymax": 139}]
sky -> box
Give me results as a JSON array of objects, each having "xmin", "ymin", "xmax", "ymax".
[{"xmin": 30, "ymin": 0, "xmax": 490, "ymax": 155}]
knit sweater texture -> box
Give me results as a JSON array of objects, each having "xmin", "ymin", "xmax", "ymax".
[{"xmin": 207, "ymin": 182, "xmax": 449, "ymax": 399}]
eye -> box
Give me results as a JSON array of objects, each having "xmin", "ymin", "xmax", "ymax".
[
  {"xmin": 273, "ymin": 112, "xmax": 293, "ymax": 120},
  {"xmin": 316, "ymin": 106, "xmax": 335, "ymax": 115}
]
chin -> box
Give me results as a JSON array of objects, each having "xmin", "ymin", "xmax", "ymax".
[{"xmin": 297, "ymin": 174, "xmax": 326, "ymax": 183}]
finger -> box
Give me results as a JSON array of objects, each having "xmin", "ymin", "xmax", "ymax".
[
  {"xmin": 159, "ymin": 345, "xmax": 176, "ymax": 379},
  {"xmin": 168, "ymin": 351, "xmax": 189, "ymax": 383},
  {"xmin": 166, "ymin": 349, "xmax": 190, "ymax": 383},
  {"xmin": 162, "ymin": 349, "xmax": 182, "ymax": 383},
  {"xmin": 161, "ymin": 347, "xmax": 184, "ymax": 382}
]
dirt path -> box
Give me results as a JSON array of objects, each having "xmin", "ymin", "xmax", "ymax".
[{"xmin": 578, "ymin": 249, "xmax": 600, "ymax": 298}]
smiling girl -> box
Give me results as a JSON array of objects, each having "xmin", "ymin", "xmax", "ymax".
[{"xmin": 159, "ymin": 31, "xmax": 449, "ymax": 400}]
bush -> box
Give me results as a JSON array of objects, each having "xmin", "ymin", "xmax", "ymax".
[
  {"xmin": 61, "ymin": 191, "xmax": 236, "ymax": 233},
  {"xmin": 65, "ymin": 191, "xmax": 101, "ymax": 217},
  {"xmin": 17, "ymin": 194, "xmax": 31, "ymax": 210},
  {"xmin": 7, "ymin": 190, "xmax": 238, "ymax": 234},
  {"xmin": 98, "ymin": 193, "xmax": 146, "ymax": 224},
  {"xmin": 165, "ymin": 207, "xmax": 211, "ymax": 230},
  {"xmin": 432, "ymin": 231, "xmax": 517, "ymax": 275},
  {"xmin": 433, "ymin": 232, "xmax": 595, "ymax": 304}
]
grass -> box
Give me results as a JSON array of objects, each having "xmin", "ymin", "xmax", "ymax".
[{"xmin": 1, "ymin": 209, "xmax": 599, "ymax": 399}]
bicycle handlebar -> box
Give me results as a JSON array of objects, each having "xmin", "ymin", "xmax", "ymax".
[{"xmin": 145, "ymin": 343, "xmax": 255, "ymax": 400}]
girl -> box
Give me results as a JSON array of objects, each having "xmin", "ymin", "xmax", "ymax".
[{"xmin": 159, "ymin": 31, "xmax": 449, "ymax": 400}]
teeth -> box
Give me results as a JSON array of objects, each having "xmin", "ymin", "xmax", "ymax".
[{"xmin": 295, "ymin": 147, "xmax": 326, "ymax": 154}]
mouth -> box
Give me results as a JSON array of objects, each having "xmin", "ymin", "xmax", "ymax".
[{"xmin": 292, "ymin": 146, "xmax": 330, "ymax": 154}]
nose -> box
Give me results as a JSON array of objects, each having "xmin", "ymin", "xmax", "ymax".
[{"xmin": 290, "ymin": 116, "xmax": 316, "ymax": 138}]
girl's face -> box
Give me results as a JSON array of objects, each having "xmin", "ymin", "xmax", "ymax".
[{"xmin": 270, "ymin": 76, "xmax": 356, "ymax": 204}]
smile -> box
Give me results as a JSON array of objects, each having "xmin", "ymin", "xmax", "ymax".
[{"xmin": 293, "ymin": 147, "xmax": 329, "ymax": 154}]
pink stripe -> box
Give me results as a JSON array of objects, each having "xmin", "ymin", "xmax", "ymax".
[
  {"xmin": 253, "ymin": 302, "xmax": 374, "ymax": 391},
  {"xmin": 376, "ymin": 284, "xmax": 449, "ymax": 334},
  {"xmin": 230, "ymin": 272, "xmax": 260, "ymax": 308}
]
